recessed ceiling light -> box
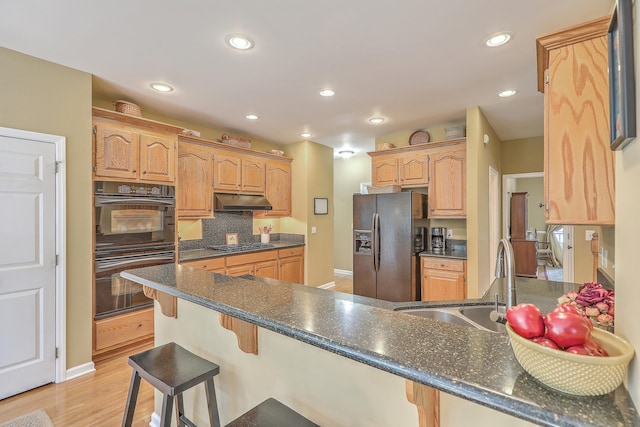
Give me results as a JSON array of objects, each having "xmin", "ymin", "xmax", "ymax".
[
  {"xmin": 338, "ymin": 150, "xmax": 355, "ymax": 159},
  {"xmin": 368, "ymin": 116, "xmax": 386, "ymax": 124},
  {"xmin": 245, "ymin": 114, "xmax": 259, "ymax": 120},
  {"xmin": 150, "ymin": 82, "xmax": 174, "ymax": 93},
  {"xmin": 485, "ymin": 32, "xmax": 512, "ymax": 47},
  {"xmin": 225, "ymin": 33, "xmax": 254, "ymax": 50},
  {"xmin": 498, "ymin": 89, "xmax": 517, "ymax": 97},
  {"xmin": 319, "ymin": 89, "xmax": 335, "ymax": 97},
  {"xmin": 300, "ymin": 132, "xmax": 312, "ymax": 138}
]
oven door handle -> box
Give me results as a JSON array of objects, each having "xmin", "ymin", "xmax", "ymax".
[
  {"xmin": 95, "ymin": 196, "xmax": 175, "ymax": 207},
  {"xmin": 95, "ymin": 255, "xmax": 174, "ymax": 272}
]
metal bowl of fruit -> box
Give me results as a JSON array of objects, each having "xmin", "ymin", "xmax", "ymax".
[{"xmin": 506, "ymin": 323, "xmax": 634, "ymax": 396}]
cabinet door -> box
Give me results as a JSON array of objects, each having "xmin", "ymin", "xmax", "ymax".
[
  {"xmin": 512, "ymin": 239, "xmax": 538, "ymax": 278},
  {"xmin": 94, "ymin": 122, "xmax": 139, "ymax": 180},
  {"xmin": 510, "ymin": 192, "xmax": 528, "ymax": 240},
  {"xmin": 257, "ymin": 160, "xmax": 292, "ymax": 217},
  {"xmin": 177, "ymin": 142, "xmax": 213, "ymax": 218},
  {"xmin": 241, "ymin": 155, "xmax": 266, "ymax": 194},
  {"xmin": 279, "ymin": 256, "xmax": 303, "ymax": 284},
  {"xmin": 180, "ymin": 257, "xmax": 225, "ymax": 273},
  {"xmin": 422, "ymin": 269, "xmax": 465, "ymax": 301},
  {"xmin": 226, "ymin": 263, "xmax": 254, "ymax": 277},
  {"xmin": 371, "ymin": 155, "xmax": 399, "ymax": 186},
  {"xmin": 255, "ymin": 259, "xmax": 278, "ymax": 279},
  {"xmin": 398, "ymin": 152, "xmax": 428, "ymax": 187},
  {"xmin": 139, "ymin": 133, "xmax": 176, "ymax": 183},
  {"xmin": 545, "ymin": 36, "xmax": 614, "ymax": 224},
  {"xmin": 213, "ymin": 151, "xmax": 241, "ymax": 192},
  {"xmin": 428, "ymin": 146, "xmax": 466, "ymax": 218}
]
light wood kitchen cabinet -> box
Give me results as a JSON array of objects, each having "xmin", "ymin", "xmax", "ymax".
[
  {"xmin": 369, "ymin": 147, "xmax": 429, "ymax": 188},
  {"xmin": 256, "ymin": 159, "xmax": 293, "ymax": 217},
  {"xmin": 278, "ymin": 246, "xmax": 304, "ymax": 284},
  {"xmin": 92, "ymin": 108, "xmax": 181, "ymax": 184},
  {"xmin": 212, "ymin": 150, "xmax": 265, "ymax": 194},
  {"xmin": 428, "ymin": 142, "xmax": 466, "ymax": 218},
  {"xmin": 93, "ymin": 307, "xmax": 154, "ymax": 357},
  {"xmin": 177, "ymin": 141, "xmax": 214, "ymax": 218},
  {"xmin": 225, "ymin": 251, "xmax": 278, "ymax": 279},
  {"xmin": 421, "ymin": 257, "xmax": 466, "ymax": 301},
  {"xmin": 180, "ymin": 257, "xmax": 226, "ymax": 274},
  {"xmin": 536, "ymin": 17, "xmax": 615, "ymax": 225}
]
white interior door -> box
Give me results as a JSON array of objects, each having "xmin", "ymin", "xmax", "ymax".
[
  {"xmin": 0, "ymin": 134, "xmax": 57, "ymax": 399},
  {"xmin": 563, "ymin": 226, "xmax": 575, "ymax": 283},
  {"xmin": 488, "ymin": 167, "xmax": 500, "ymax": 293}
]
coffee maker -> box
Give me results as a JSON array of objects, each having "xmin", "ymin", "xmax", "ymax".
[{"xmin": 430, "ymin": 227, "xmax": 446, "ymax": 252}]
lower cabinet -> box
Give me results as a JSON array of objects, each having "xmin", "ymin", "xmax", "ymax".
[
  {"xmin": 93, "ymin": 307, "xmax": 154, "ymax": 360},
  {"xmin": 180, "ymin": 246, "xmax": 304, "ymax": 283},
  {"xmin": 226, "ymin": 251, "xmax": 278, "ymax": 279},
  {"xmin": 421, "ymin": 257, "xmax": 466, "ymax": 301},
  {"xmin": 278, "ymin": 246, "xmax": 304, "ymax": 284}
]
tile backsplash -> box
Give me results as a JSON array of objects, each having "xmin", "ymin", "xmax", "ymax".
[{"xmin": 178, "ymin": 212, "xmax": 303, "ymax": 251}]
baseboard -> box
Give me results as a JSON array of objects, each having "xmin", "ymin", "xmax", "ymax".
[
  {"xmin": 333, "ymin": 268, "xmax": 353, "ymax": 275},
  {"xmin": 150, "ymin": 412, "xmax": 160, "ymax": 427},
  {"xmin": 65, "ymin": 361, "xmax": 95, "ymax": 381},
  {"xmin": 318, "ymin": 281, "xmax": 335, "ymax": 289}
]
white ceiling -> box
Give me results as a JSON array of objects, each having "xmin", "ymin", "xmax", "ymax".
[{"xmin": 0, "ymin": 1, "xmax": 611, "ymax": 155}]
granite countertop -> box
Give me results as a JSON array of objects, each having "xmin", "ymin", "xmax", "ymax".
[
  {"xmin": 419, "ymin": 247, "xmax": 467, "ymax": 260},
  {"xmin": 121, "ymin": 265, "xmax": 639, "ymax": 427},
  {"xmin": 179, "ymin": 240, "xmax": 305, "ymax": 262}
]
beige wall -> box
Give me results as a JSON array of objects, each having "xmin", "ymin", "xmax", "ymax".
[
  {"xmin": 281, "ymin": 140, "xmax": 334, "ymax": 286},
  {"xmin": 615, "ymin": 0, "xmax": 640, "ymax": 405},
  {"xmin": 500, "ymin": 136, "xmax": 544, "ymax": 174},
  {"xmin": 466, "ymin": 106, "xmax": 502, "ymax": 299},
  {"xmin": 333, "ymin": 155, "xmax": 371, "ymax": 271},
  {"xmin": 0, "ymin": 47, "xmax": 93, "ymax": 368},
  {"xmin": 514, "ymin": 177, "xmax": 546, "ymax": 233}
]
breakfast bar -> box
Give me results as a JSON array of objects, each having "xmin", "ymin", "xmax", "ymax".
[{"xmin": 121, "ymin": 264, "xmax": 640, "ymax": 427}]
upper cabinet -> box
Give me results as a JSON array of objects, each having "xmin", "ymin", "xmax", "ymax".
[
  {"xmin": 368, "ymin": 138, "xmax": 466, "ymax": 218},
  {"xmin": 212, "ymin": 150, "xmax": 266, "ymax": 194},
  {"xmin": 92, "ymin": 107, "xmax": 182, "ymax": 184},
  {"xmin": 370, "ymin": 147, "xmax": 429, "ymax": 188},
  {"xmin": 178, "ymin": 140, "xmax": 214, "ymax": 218},
  {"xmin": 428, "ymin": 141, "xmax": 466, "ymax": 218},
  {"xmin": 256, "ymin": 158, "xmax": 293, "ymax": 218},
  {"xmin": 537, "ymin": 17, "xmax": 615, "ymax": 225},
  {"xmin": 178, "ymin": 135, "xmax": 293, "ymax": 219}
]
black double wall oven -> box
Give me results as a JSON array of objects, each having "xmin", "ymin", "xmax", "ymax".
[{"xmin": 94, "ymin": 181, "xmax": 176, "ymax": 319}]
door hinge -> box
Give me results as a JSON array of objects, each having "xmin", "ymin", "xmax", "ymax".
[
  {"xmin": 55, "ymin": 254, "xmax": 59, "ymax": 266},
  {"xmin": 55, "ymin": 347, "xmax": 59, "ymax": 358},
  {"xmin": 92, "ymin": 126, "xmax": 97, "ymax": 135},
  {"xmin": 54, "ymin": 161, "xmax": 61, "ymax": 173},
  {"xmin": 545, "ymin": 74, "xmax": 550, "ymax": 84}
]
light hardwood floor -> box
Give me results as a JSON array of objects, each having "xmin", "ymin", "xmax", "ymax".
[
  {"xmin": 0, "ymin": 349, "xmax": 154, "ymax": 426},
  {"xmin": 331, "ymin": 272, "xmax": 353, "ymax": 294}
]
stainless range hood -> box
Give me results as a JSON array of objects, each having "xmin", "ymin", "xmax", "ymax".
[{"xmin": 214, "ymin": 193, "xmax": 273, "ymax": 211}]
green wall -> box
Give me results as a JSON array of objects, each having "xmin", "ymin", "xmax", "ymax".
[
  {"xmin": 466, "ymin": 106, "xmax": 502, "ymax": 299},
  {"xmin": 0, "ymin": 47, "xmax": 93, "ymax": 369},
  {"xmin": 333, "ymin": 155, "xmax": 372, "ymax": 271}
]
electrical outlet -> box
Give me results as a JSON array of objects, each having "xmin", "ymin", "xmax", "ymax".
[
  {"xmin": 311, "ymin": 226, "xmax": 317, "ymax": 234},
  {"xmin": 446, "ymin": 230, "xmax": 453, "ymax": 239},
  {"xmin": 585, "ymin": 230, "xmax": 595, "ymax": 241}
]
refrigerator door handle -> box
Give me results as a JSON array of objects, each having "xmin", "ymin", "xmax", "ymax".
[{"xmin": 373, "ymin": 212, "xmax": 381, "ymax": 272}]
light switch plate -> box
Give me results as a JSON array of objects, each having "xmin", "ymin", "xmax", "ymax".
[
  {"xmin": 311, "ymin": 226, "xmax": 317, "ymax": 234},
  {"xmin": 585, "ymin": 230, "xmax": 595, "ymax": 241}
]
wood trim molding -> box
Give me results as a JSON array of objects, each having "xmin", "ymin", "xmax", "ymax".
[
  {"xmin": 367, "ymin": 138, "xmax": 465, "ymax": 158},
  {"xmin": 92, "ymin": 107, "xmax": 185, "ymax": 134},
  {"xmin": 406, "ymin": 380, "xmax": 438, "ymax": 427},
  {"xmin": 142, "ymin": 286, "xmax": 177, "ymax": 318},
  {"xmin": 535, "ymin": 16, "xmax": 610, "ymax": 92},
  {"xmin": 219, "ymin": 314, "xmax": 258, "ymax": 354}
]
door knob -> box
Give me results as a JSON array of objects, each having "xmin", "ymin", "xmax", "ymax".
[{"xmin": 567, "ymin": 245, "xmax": 573, "ymax": 250}]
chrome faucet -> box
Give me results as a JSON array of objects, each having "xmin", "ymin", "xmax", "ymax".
[{"xmin": 491, "ymin": 239, "xmax": 516, "ymax": 324}]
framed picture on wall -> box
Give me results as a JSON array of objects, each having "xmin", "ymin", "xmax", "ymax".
[
  {"xmin": 608, "ymin": 0, "xmax": 636, "ymax": 150},
  {"xmin": 314, "ymin": 198, "xmax": 328, "ymax": 215}
]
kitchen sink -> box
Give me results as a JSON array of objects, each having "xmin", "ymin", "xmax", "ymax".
[{"xmin": 396, "ymin": 304, "xmax": 506, "ymax": 333}]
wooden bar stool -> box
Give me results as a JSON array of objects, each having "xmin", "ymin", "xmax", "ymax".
[
  {"xmin": 226, "ymin": 398, "xmax": 319, "ymax": 427},
  {"xmin": 122, "ymin": 342, "xmax": 221, "ymax": 427}
]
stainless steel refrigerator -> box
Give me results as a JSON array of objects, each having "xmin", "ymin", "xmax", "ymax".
[{"xmin": 353, "ymin": 191, "xmax": 428, "ymax": 301}]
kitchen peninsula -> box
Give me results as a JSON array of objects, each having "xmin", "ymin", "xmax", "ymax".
[{"xmin": 121, "ymin": 265, "xmax": 639, "ymax": 427}]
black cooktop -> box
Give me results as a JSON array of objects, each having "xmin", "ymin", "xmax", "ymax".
[{"xmin": 209, "ymin": 242, "xmax": 275, "ymax": 252}]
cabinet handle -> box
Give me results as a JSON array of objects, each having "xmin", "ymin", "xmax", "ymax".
[
  {"xmin": 137, "ymin": 323, "xmax": 142, "ymax": 327},
  {"xmin": 143, "ymin": 170, "xmax": 147, "ymax": 174},
  {"xmin": 132, "ymin": 169, "xmax": 137, "ymax": 173}
]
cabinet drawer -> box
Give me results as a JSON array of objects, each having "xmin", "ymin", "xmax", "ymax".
[
  {"xmin": 278, "ymin": 246, "xmax": 304, "ymax": 258},
  {"xmin": 181, "ymin": 257, "xmax": 226, "ymax": 271},
  {"xmin": 226, "ymin": 250, "xmax": 277, "ymax": 267},
  {"xmin": 94, "ymin": 308, "xmax": 154, "ymax": 352},
  {"xmin": 421, "ymin": 257, "xmax": 465, "ymax": 272}
]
